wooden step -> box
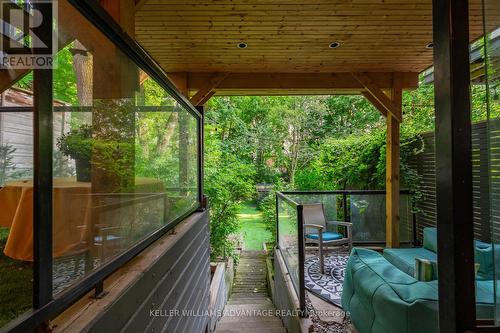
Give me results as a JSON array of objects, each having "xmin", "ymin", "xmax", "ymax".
[
  {"xmin": 214, "ymin": 250, "xmax": 285, "ymax": 333},
  {"xmin": 219, "ymin": 316, "xmax": 282, "ymax": 324},
  {"xmin": 228, "ymin": 299, "xmax": 273, "ymax": 305},
  {"xmin": 215, "ymin": 324, "xmax": 286, "ymax": 333}
]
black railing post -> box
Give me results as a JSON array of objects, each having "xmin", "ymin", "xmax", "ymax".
[
  {"xmin": 196, "ymin": 105, "xmax": 204, "ymax": 211},
  {"xmin": 275, "ymin": 193, "xmax": 279, "ymax": 246},
  {"xmin": 342, "ymin": 192, "xmax": 349, "ymax": 222},
  {"xmin": 297, "ymin": 204, "xmax": 306, "ymax": 314},
  {"xmin": 411, "ymin": 199, "xmax": 418, "ymax": 246}
]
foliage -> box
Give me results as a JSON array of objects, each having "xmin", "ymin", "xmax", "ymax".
[
  {"xmin": 56, "ymin": 124, "xmax": 93, "ymax": 160},
  {"xmin": 0, "ymin": 227, "xmax": 32, "ymax": 328},
  {"xmin": 16, "ymin": 46, "xmax": 78, "ymax": 104},
  {"xmin": 0, "ymin": 144, "xmax": 16, "ymax": 185},
  {"xmin": 204, "ymin": 121, "xmax": 256, "ymax": 260},
  {"xmin": 238, "ymin": 202, "xmax": 272, "ymax": 250},
  {"xmin": 260, "ymin": 191, "xmax": 278, "ymax": 245},
  {"xmin": 53, "ymin": 47, "xmax": 78, "ymax": 104}
]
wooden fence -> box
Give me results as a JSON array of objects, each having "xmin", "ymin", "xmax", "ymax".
[{"xmin": 409, "ymin": 118, "xmax": 500, "ymax": 243}]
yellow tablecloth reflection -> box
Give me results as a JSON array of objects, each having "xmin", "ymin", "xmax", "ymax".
[{"xmin": 0, "ymin": 177, "xmax": 163, "ymax": 261}]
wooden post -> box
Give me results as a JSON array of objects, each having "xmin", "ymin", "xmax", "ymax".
[
  {"xmin": 386, "ymin": 75, "xmax": 402, "ymax": 248},
  {"xmin": 432, "ymin": 0, "xmax": 476, "ymax": 331},
  {"xmin": 357, "ymin": 72, "xmax": 403, "ymax": 248}
]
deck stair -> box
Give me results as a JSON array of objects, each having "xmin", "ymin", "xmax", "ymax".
[{"xmin": 214, "ymin": 251, "xmax": 286, "ymax": 333}]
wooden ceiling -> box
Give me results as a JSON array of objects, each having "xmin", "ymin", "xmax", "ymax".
[{"xmin": 135, "ymin": 0, "xmax": 491, "ymax": 74}]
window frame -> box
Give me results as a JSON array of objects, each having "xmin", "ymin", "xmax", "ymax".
[{"xmin": 1, "ymin": 1, "xmax": 203, "ymax": 331}]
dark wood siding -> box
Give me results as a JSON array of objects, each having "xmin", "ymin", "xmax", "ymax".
[{"xmin": 84, "ymin": 211, "xmax": 210, "ymax": 333}]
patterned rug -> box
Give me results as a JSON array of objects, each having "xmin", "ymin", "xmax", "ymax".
[{"xmin": 304, "ymin": 251, "xmax": 350, "ymax": 307}]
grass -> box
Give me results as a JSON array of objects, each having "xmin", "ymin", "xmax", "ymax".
[
  {"xmin": 238, "ymin": 201, "xmax": 272, "ymax": 251},
  {"xmin": 0, "ymin": 227, "xmax": 32, "ymax": 328}
]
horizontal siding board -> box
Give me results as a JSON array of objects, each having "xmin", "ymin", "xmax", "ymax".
[
  {"xmin": 85, "ymin": 211, "xmax": 210, "ymax": 333},
  {"xmin": 411, "ymin": 119, "xmax": 496, "ymax": 242}
]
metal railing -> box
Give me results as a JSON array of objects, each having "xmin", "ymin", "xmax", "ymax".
[{"xmin": 275, "ymin": 190, "xmax": 415, "ymax": 313}]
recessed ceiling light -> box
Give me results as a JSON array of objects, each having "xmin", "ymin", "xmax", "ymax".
[
  {"xmin": 329, "ymin": 42, "xmax": 341, "ymax": 49},
  {"xmin": 237, "ymin": 42, "xmax": 247, "ymax": 49},
  {"xmin": 426, "ymin": 42, "xmax": 434, "ymax": 49}
]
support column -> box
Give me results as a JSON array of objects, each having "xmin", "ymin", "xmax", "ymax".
[
  {"xmin": 386, "ymin": 75, "xmax": 402, "ymax": 248},
  {"xmin": 355, "ymin": 72, "xmax": 402, "ymax": 248},
  {"xmin": 386, "ymin": 115, "xmax": 400, "ymax": 248},
  {"xmin": 432, "ymin": 0, "xmax": 476, "ymax": 331}
]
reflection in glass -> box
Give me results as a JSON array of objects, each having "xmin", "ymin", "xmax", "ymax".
[
  {"xmin": 483, "ymin": 0, "xmax": 500, "ymax": 325},
  {"xmin": 277, "ymin": 196, "xmax": 299, "ymax": 294},
  {"xmin": 0, "ymin": 79, "xmax": 34, "ymax": 326},
  {"xmin": 45, "ymin": 0, "xmax": 199, "ymax": 294}
]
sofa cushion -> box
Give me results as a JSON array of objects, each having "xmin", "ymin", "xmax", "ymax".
[
  {"xmin": 342, "ymin": 248, "xmax": 496, "ymax": 333},
  {"xmin": 474, "ymin": 242, "xmax": 500, "ymax": 280},
  {"xmin": 383, "ymin": 247, "xmax": 437, "ymax": 278},
  {"xmin": 423, "ymin": 227, "xmax": 438, "ymax": 253},
  {"xmin": 415, "ymin": 258, "xmax": 438, "ymax": 281},
  {"xmin": 342, "ymin": 248, "xmax": 439, "ymax": 333}
]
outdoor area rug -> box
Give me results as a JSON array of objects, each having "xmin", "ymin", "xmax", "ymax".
[{"xmin": 304, "ymin": 250, "xmax": 350, "ymax": 307}]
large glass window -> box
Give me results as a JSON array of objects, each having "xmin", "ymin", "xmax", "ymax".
[
  {"xmin": 0, "ymin": 77, "xmax": 34, "ymax": 328},
  {"xmin": 483, "ymin": 0, "xmax": 500, "ymax": 325},
  {"xmin": 48, "ymin": 0, "xmax": 199, "ymax": 294},
  {"xmin": 0, "ymin": 0, "xmax": 200, "ymax": 328}
]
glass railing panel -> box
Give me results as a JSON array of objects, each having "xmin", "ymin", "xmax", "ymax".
[
  {"xmin": 277, "ymin": 194, "xmax": 300, "ymax": 295},
  {"xmin": 350, "ymin": 193, "xmax": 385, "ymax": 242},
  {"xmin": 286, "ymin": 193, "xmax": 339, "ymax": 222},
  {"xmin": 349, "ymin": 193, "xmax": 412, "ymax": 243}
]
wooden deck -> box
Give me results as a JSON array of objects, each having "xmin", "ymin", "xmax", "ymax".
[{"xmin": 214, "ymin": 251, "xmax": 286, "ymax": 333}]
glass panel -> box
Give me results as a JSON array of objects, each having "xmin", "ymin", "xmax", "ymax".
[
  {"xmin": 0, "ymin": 80, "xmax": 34, "ymax": 325},
  {"xmin": 483, "ymin": 0, "xmax": 500, "ymax": 325},
  {"xmin": 49, "ymin": 0, "xmax": 199, "ymax": 294},
  {"xmin": 277, "ymin": 195, "xmax": 299, "ymax": 294},
  {"xmin": 350, "ymin": 193, "xmax": 412, "ymax": 243},
  {"xmin": 286, "ymin": 193, "xmax": 339, "ymax": 222}
]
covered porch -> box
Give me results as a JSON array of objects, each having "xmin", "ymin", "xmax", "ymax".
[{"xmin": 0, "ymin": 0, "xmax": 498, "ymax": 332}]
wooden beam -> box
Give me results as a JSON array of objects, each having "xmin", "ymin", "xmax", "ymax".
[
  {"xmin": 168, "ymin": 72, "xmax": 419, "ymax": 96},
  {"xmin": 361, "ymin": 91, "xmax": 387, "ymax": 117},
  {"xmin": 385, "ymin": 73, "xmax": 403, "ymax": 249},
  {"xmin": 100, "ymin": 0, "xmax": 135, "ymax": 36},
  {"xmin": 167, "ymin": 72, "xmax": 189, "ymax": 98},
  {"xmin": 190, "ymin": 72, "xmax": 228, "ymax": 106},
  {"xmin": 195, "ymin": 90, "xmax": 216, "ymax": 106},
  {"xmin": 139, "ymin": 70, "xmax": 149, "ymax": 85},
  {"xmin": 352, "ymin": 72, "xmax": 402, "ymax": 122},
  {"xmin": 135, "ymin": 0, "xmax": 148, "ymax": 12}
]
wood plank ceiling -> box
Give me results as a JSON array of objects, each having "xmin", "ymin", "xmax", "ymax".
[{"xmin": 135, "ymin": 0, "xmax": 491, "ymax": 74}]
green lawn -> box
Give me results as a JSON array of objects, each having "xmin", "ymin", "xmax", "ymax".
[
  {"xmin": 238, "ymin": 201, "xmax": 272, "ymax": 251},
  {"xmin": 0, "ymin": 227, "xmax": 32, "ymax": 328}
]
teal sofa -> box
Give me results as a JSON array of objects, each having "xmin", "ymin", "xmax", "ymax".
[
  {"xmin": 383, "ymin": 227, "xmax": 438, "ymax": 278},
  {"xmin": 384, "ymin": 227, "xmax": 496, "ymax": 280},
  {"xmin": 341, "ymin": 247, "xmax": 496, "ymax": 333}
]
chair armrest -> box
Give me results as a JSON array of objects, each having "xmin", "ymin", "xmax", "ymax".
[
  {"xmin": 303, "ymin": 223, "xmax": 324, "ymax": 231},
  {"xmin": 326, "ymin": 220, "xmax": 353, "ymax": 227}
]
